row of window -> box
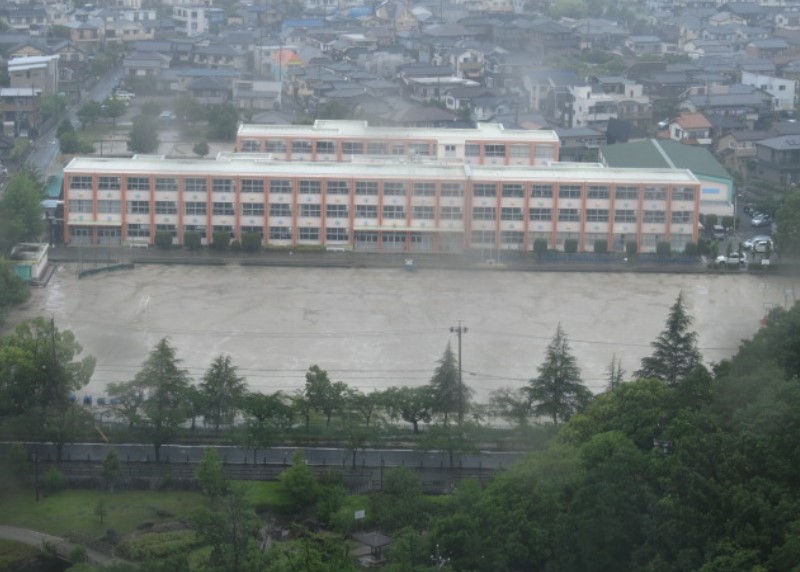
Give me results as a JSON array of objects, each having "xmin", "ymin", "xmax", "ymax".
[
  {"xmin": 71, "ymin": 176, "xmax": 697, "ymax": 202},
  {"xmin": 76, "ymin": 198, "xmax": 692, "ymax": 225}
]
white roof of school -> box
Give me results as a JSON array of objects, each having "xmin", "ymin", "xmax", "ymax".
[
  {"xmin": 64, "ymin": 154, "xmax": 699, "ymax": 185},
  {"xmin": 237, "ymin": 120, "xmax": 561, "ymax": 144}
]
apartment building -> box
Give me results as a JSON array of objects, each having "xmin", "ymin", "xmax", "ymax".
[
  {"xmin": 235, "ymin": 120, "xmax": 561, "ymax": 167},
  {"xmin": 63, "ymin": 154, "xmax": 700, "ymax": 254}
]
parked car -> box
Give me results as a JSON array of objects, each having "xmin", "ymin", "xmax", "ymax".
[
  {"xmin": 712, "ymin": 225, "xmax": 726, "ymax": 240},
  {"xmin": 743, "ymin": 235, "xmax": 771, "ymax": 250},
  {"xmin": 715, "ymin": 252, "xmax": 747, "ymax": 267},
  {"xmin": 159, "ymin": 111, "xmax": 176, "ymax": 121},
  {"xmin": 752, "ymin": 239, "xmax": 774, "ymax": 253},
  {"xmin": 751, "ymin": 215, "xmax": 772, "ymax": 228}
]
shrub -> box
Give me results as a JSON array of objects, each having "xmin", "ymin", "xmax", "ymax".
[
  {"xmin": 184, "ymin": 231, "xmax": 201, "ymax": 251},
  {"xmin": 704, "ymin": 213, "xmax": 718, "ymax": 229},
  {"xmin": 211, "ymin": 231, "xmax": 230, "ymax": 251},
  {"xmin": 684, "ymin": 242, "xmax": 699, "ymax": 256},
  {"xmin": 154, "ymin": 231, "xmax": 173, "ymax": 250},
  {"xmin": 656, "ymin": 241, "xmax": 672, "ymax": 257},
  {"xmin": 241, "ymin": 233, "xmax": 262, "ymax": 253},
  {"xmin": 230, "ymin": 239, "xmax": 241, "ymax": 252},
  {"xmin": 68, "ymin": 544, "xmax": 88, "ymax": 563},
  {"xmin": 593, "ymin": 239, "xmax": 608, "ymax": 254},
  {"xmin": 42, "ymin": 468, "xmax": 65, "ymax": 494},
  {"xmin": 564, "ymin": 238, "xmax": 578, "ymax": 253},
  {"xmin": 117, "ymin": 530, "xmax": 198, "ymax": 561},
  {"xmin": 533, "ymin": 238, "xmax": 548, "ymax": 255},
  {"xmin": 625, "ymin": 240, "xmax": 638, "ymax": 257}
]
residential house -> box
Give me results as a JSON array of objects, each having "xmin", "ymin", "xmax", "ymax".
[
  {"xmin": 172, "ymin": 5, "xmax": 210, "ymax": 36},
  {"xmin": 754, "ymin": 135, "xmax": 800, "ymax": 184},
  {"xmin": 716, "ymin": 129, "xmax": 767, "ymax": 176},
  {"xmin": 67, "ymin": 22, "xmax": 103, "ymax": 49},
  {"xmin": 1, "ymin": 6, "xmax": 48, "ymax": 34},
  {"xmin": 681, "ymin": 87, "xmax": 772, "ymax": 128},
  {"xmin": 668, "ymin": 111, "xmax": 712, "ymax": 145},
  {"xmin": 191, "ymin": 43, "xmax": 244, "ymax": 69},
  {"xmin": 740, "ymin": 70, "xmax": 796, "ymax": 111},
  {"xmin": 186, "ymin": 75, "xmax": 232, "ymax": 104},
  {"xmin": 625, "ymin": 35, "xmax": 664, "ymax": 56},
  {"xmin": 233, "ymin": 80, "xmax": 281, "ymax": 111},
  {"xmin": 123, "ymin": 51, "xmax": 171, "ymax": 79},
  {"xmin": 745, "ymin": 38, "xmax": 790, "ymax": 59},
  {"xmin": 555, "ymin": 127, "xmax": 606, "ymax": 162},
  {"xmin": 8, "ymin": 55, "xmax": 60, "ymax": 95},
  {"xmin": 0, "ymin": 87, "xmax": 42, "ymax": 137}
]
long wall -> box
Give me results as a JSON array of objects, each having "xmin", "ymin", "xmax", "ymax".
[{"xmin": 63, "ymin": 155, "xmax": 701, "ymax": 253}]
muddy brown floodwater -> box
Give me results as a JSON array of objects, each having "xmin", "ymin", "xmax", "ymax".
[{"xmin": 6, "ymin": 264, "xmax": 797, "ymax": 402}]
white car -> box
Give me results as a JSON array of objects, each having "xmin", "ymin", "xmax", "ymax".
[
  {"xmin": 743, "ymin": 235, "xmax": 771, "ymax": 250},
  {"xmin": 715, "ymin": 252, "xmax": 747, "ymax": 267}
]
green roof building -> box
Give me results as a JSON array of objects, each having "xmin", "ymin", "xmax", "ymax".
[{"xmin": 599, "ymin": 139, "xmax": 733, "ymax": 217}]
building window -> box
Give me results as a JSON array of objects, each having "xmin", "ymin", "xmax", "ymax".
[
  {"xmin": 585, "ymin": 209, "xmax": 608, "ymax": 222},
  {"xmin": 441, "ymin": 183, "xmax": 464, "ymax": 197},
  {"xmin": 70, "ymin": 176, "xmax": 92, "ymax": 189},
  {"xmin": 409, "ymin": 142, "xmax": 431, "ymax": 156},
  {"xmin": 213, "ymin": 202, "xmax": 235, "ymax": 215},
  {"xmin": 583, "ymin": 232, "xmax": 606, "ymax": 251},
  {"xmin": 501, "ymin": 230, "xmax": 524, "ymax": 246},
  {"xmin": 156, "ymin": 224, "xmax": 177, "ymax": 236},
  {"xmin": 356, "ymin": 181, "xmax": 379, "ymax": 195},
  {"xmin": 326, "ymin": 227, "xmax": 349, "ymax": 241},
  {"xmin": 413, "ymin": 205, "xmax": 435, "ymax": 219},
  {"xmin": 269, "ymin": 226, "xmax": 291, "ymax": 240},
  {"xmin": 367, "ymin": 141, "xmax": 389, "ymax": 155},
  {"xmin": 327, "ymin": 204, "xmax": 348, "ymax": 218},
  {"xmin": 672, "ymin": 187, "xmax": 695, "ymax": 201},
  {"xmin": 127, "ymin": 200, "xmax": 149, "ymax": 214},
  {"xmin": 615, "ymin": 209, "xmax": 636, "ymax": 223},
  {"xmin": 316, "ymin": 140, "xmax": 335, "ymax": 154},
  {"xmin": 185, "ymin": 178, "xmax": 207, "ymax": 193},
  {"xmin": 559, "ymin": 185, "xmax": 581, "ymax": 199},
  {"xmin": 532, "ymin": 185, "xmax": 553, "ymax": 198},
  {"xmin": 535, "ymin": 145, "xmax": 555, "ymax": 161},
  {"xmin": 242, "ymin": 203, "xmax": 264, "ymax": 216},
  {"xmin": 440, "ymin": 206, "xmax": 462, "ymax": 220},
  {"xmin": 155, "ymin": 178, "xmax": 178, "ymax": 192},
  {"xmin": 383, "ymin": 205, "xmax": 406, "ymax": 219},
  {"xmin": 127, "ymin": 223, "xmax": 150, "ymax": 237},
  {"xmin": 270, "ymin": 203, "xmax": 291, "ymax": 217},
  {"xmin": 240, "ymin": 226, "xmax": 263, "ymax": 238},
  {"xmin": 444, "ymin": 144, "xmax": 456, "ymax": 156},
  {"xmin": 644, "ymin": 187, "xmax": 666, "ymax": 201},
  {"xmin": 588, "ymin": 186, "xmax": 609, "ymax": 199},
  {"xmin": 529, "ymin": 208, "xmax": 552, "ymax": 221},
  {"xmin": 671, "ymin": 210, "xmax": 692, "ymax": 224},
  {"xmin": 473, "ymin": 183, "xmax": 496, "ymax": 197},
  {"xmin": 270, "ymin": 179, "xmax": 291, "ymax": 194},
  {"xmin": 510, "ymin": 144, "xmax": 530, "ymax": 159},
  {"xmin": 300, "ymin": 204, "xmax": 321, "ymax": 217},
  {"xmin": 484, "ymin": 144, "xmax": 505, "ymax": 158},
  {"xmin": 356, "ymin": 204, "xmax": 378, "ymax": 218},
  {"xmin": 69, "ymin": 199, "xmax": 92, "ymax": 213},
  {"xmin": 501, "ymin": 207, "xmax": 523, "ymax": 220},
  {"xmin": 213, "ymin": 225, "xmax": 234, "ymax": 237},
  {"xmin": 98, "ymin": 176, "xmax": 120, "ymax": 190},
  {"xmin": 670, "ymin": 233, "xmax": 692, "ymax": 252},
  {"xmin": 342, "ymin": 141, "xmax": 364, "ymax": 155},
  {"xmin": 241, "ymin": 139, "xmax": 260, "ymax": 152},
  {"xmin": 155, "ymin": 201, "xmax": 177, "ymax": 214},
  {"xmin": 643, "ymin": 210, "xmax": 665, "ymax": 223},
  {"xmin": 212, "ymin": 179, "xmax": 233, "ymax": 193},
  {"xmin": 615, "ymin": 186, "xmax": 638, "ymax": 200},
  {"xmin": 127, "ymin": 177, "xmax": 150, "ymax": 191},
  {"xmin": 465, "ymin": 143, "xmax": 480, "ymax": 157},
  {"xmin": 502, "ymin": 184, "xmax": 524, "ymax": 198},
  {"xmin": 299, "ymin": 180, "xmax": 321, "ymax": 194},
  {"xmin": 292, "ymin": 140, "xmax": 312, "ymax": 153},
  {"xmin": 471, "ymin": 230, "xmax": 495, "ymax": 244},
  {"xmin": 472, "ymin": 207, "xmax": 496, "ymax": 220},
  {"xmin": 299, "ymin": 227, "xmax": 320, "ymax": 240},
  {"xmin": 265, "ymin": 140, "xmax": 286, "ymax": 153},
  {"xmin": 558, "ymin": 208, "xmax": 580, "ymax": 222},
  {"xmin": 327, "ymin": 180, "xmax": 350, "ymax": 195},
  {"xmin": 241, "ymin": 179, "xmax": 264, "ymax": 193},
  {"xmin": 413, "ymin": 182, "xmax": 436, "ymax": 197},
  {"xmin": 355, "ymin": 230, "xmax": 378, "ymax": 244},
  {"xmin": 383, "ymin": 182, "xmax": 406, "ymax": 196},
  {"xmin": 185, "ymin": 201, "xmax": 206, "ymax": 215},
  {"xmin": 98, "ymin": 200, "xmax": 121, "ymax": 214}
]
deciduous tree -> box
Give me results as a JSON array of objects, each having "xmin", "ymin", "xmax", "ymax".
[
  {"xmin": 0, "ymin": 172, "xmax": 44, "ymax": 253},
  {"xmin": 382, "ymin": 386, "xmax": 434, "ymax": 433}
]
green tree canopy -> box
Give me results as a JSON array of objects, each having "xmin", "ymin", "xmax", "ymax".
[
  {"xmin": 198, "ymin": 355, "xmax": 247, "ymax": 431},
  {"xmin": 528, "ymin": 324, "xmax": 592, "ymax": 425},
  {"xmin": 635, "ymin": 291, "xmax": 703, "ymax": 385},
  {"xmin": 0, "ymin": 172, "xmax": 44, "ymax": 253},
  {"xmin": 128, "ymin": 115, "xmax": 159, "ymax": 154},
  {"xmin": 429, "ymin": 343, "xmax": 471, "ymax": 424}
]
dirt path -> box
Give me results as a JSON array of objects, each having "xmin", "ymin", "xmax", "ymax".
[{"xmin": 0, "ymin": 525, "xmax": 122, "ymax": 566}]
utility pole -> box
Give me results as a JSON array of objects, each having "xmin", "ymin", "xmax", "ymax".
[{"xmin": 449, "ymin": 321, "xmax": 467, "ymax": 425}]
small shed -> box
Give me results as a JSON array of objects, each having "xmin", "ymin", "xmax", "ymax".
[
  {"xmin": 351, "ymin": 531, "xmax": 392, "ymax": 566},
  {"xmin": 11, "ymin": 242, "xmax": 48, "ymax": 282}
]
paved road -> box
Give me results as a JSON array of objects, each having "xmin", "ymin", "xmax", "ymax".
[{"xmin": 0, "ymin": 525, "xmax": 120, "ymax": 566}]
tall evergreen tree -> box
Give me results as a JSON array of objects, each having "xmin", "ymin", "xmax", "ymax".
[
  {"xmin": 528, "ymin": 324, "xmax": 592, "ymax": 425},
  {"xmin": 636, "ymin": 292, "xmax": 703, "ymax": 385},
  {"xmin": 606, "ymin": 355, "xmax": 625, "ymax": 392},
  {"xmin": 198, "ymin": 355, "xmax": 247, "ymax": 431},
  {"xmin": 429, "ymin": 343, "xmax": 472, "ymax": 424},
  {"xmin": 134, "ymin": 338, "xmax": 191, "ymax": 462}
]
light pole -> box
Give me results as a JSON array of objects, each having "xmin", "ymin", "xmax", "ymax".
[{"xmin": 449, "ymin": 321, "xmax": 467, "ymax": 425}]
